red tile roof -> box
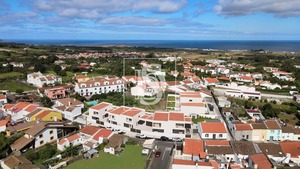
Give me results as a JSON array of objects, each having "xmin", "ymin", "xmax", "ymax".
[
  {"xmin": 122, "ymin": 108, "xmax": 142, "ymax": 117},
  {"xmin": 280, "ymin": 142, "xmax": 300, "ymax": 158},
  {"xmin": 4, "ymin": 104, "xmax": 14, "ymax": 109},
  {"xmin": 92, "ymin": 129, "xmax": 113, "ymax": 141},
  {"xmin": 90, "ymin": 102, "xmax": 110, "ymax": 111},
  {"xmin": 183, "ymin": 139, "xmax": 206, "ymax": 158},
  {"xmin": 153, "ymin": 112, "xmax": 169, "ymax": 121},
  {"xmin": 264, "ymin": 120, "xmax": 281, "ymax": 129},
  {"xmin": 238, "ymin": 76, "xmax": 253, "ymax": 81},
  {"xmin": 169, "ymin": 112, "xmax": 184, "ymax": 121},
  {"xmin": 205, "ymin": 140, "xmax": 230, "ymax": 146},
  {"xmin": 80, "ymin": 126, "xmax": 100, "ymax": 136},
  {"xmin": 181, "ymin": 102, "xmax": 205, "ymax": 107},
  {"xmin": 0, "ymin": 95, "xmax": 6, "ymax": 99},
  {"xmin": 235, "ymin": 124, "xmax": 252, "ymax": 130},
  {"xmin": 250, "ymin": 154, "xmax": 272, "ymax": 169},
  {"xmin": 246, "ymin": 109, "xmax": 261, "ymax": 113},
  {"xmin": 109, "ymin": 107, "xmax": 130, "ymax": 115},
  {"xmin": 24, "ymin": 105, "xmax": 38, "ymax": 112},
  {"xmin": 66, "ymin": 134, "xmax": 80, "ymax": 142},
  {"xmin": 58, "ymin": 139, "xmax": 67, "ymax": 145},
  {"xmin": 14, "ymin": 102, "xmax": 31, "ymax": 109},
  {"xmin": 204, "ymin": 78, "xmax": 219, "ymax": 84},
  {"xmin": 200, "ymin": 122, "xmax": 227, "ymax": 133}
]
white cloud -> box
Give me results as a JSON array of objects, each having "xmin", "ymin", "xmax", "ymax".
[
  {"xmin": 34, "ymin": 0, "xmax": 187, "ymax": 19},
  {"xmin": 100, "ymin": 16, "xmax": 168, "ymax": 26},
  {"xmin": 215, "ymin": 0, "xmax": 300, "ymax": 17}
]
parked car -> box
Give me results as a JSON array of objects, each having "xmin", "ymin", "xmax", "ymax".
[
  {"xmin": 136, "ymin": 134, "xmax": 147, "ymax": 139},
  {"xmin": 155, "ymin": 151, "xmax": 161, "ymax": 158},
  {"xmin": 160, "ymin": 136, "xmax": 169, "ymax": 141},
  {"xmin": 142, "ymin": 149, "xmax": 150, "ymax": 155},
  {"xmin": 113, "ymin": 128, "xmax": 124, "ymax": 134},
  {"xmin": 172, "ymin": 137, "xmax": 182, "ymax": 142},
  {"xmin": 105, "ymin": 126, "xmax": 113, "ymax": 130}
]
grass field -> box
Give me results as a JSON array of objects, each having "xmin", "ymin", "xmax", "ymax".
[
  {"xmin": 65, "ymin": 145, "xmax": 147, "ymax": 169},
  {"xmin": 192, "ymin": 116, "xmax": 213, "ymax": 124},
  {"xmin": 278, "ymin": 112, "xmax": 298, "ymax": 125},
  {"xmin": 0, "ymin": 80, "xmax": 35, "ymax": 92},
  {"xmin": 0, "ymin": 72, "xmax": 24, "ymax": 80}
]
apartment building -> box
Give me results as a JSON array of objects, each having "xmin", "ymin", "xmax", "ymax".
[{"xmin": 27, "ymin": 72, "xmax": 62, "ymax": 87}]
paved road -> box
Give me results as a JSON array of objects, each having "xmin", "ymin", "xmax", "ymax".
[
  {"xmin": 149, "ymin": 141, "xmax": 180, "ymax": 169},
  {"xmin": 261, "ymin": 93, "xmax": 293, "ymax": 99}
]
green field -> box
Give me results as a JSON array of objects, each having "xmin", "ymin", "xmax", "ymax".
[
  {"xmin": 0, "ymin": 80, "xmax": 35, "ymax": 92},
  {"xmin": 0, "ymin": 72, "xmax": 24, "ymax": 80},
  {"xmin": 192, "ymin": 116, "xmax": 214, "ymax": 124},
  {"xmin": 65, "ymin": 145, "xmax": 147, "ymax": 169}
]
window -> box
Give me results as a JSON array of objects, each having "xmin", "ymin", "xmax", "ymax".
[
  {"xmin": 189, "ymin": 99, "xmax": 192, "ymax": 102},
  {"xmin": 39, "ymin": 134, "xmax": 43, "ymax": 138},
  {"xmin": 205, "ymin": 134, "xmax": 209, "ymax": 137},
  {"xmin": 94, "ymin": 111, "xmax": 98, "ymax": 115},
  {"xmin": 126, "ymin": 118, "xmax": 132, "ymax": 122},
  {"xmin": 50, "ymin": 136, "xmax": 54, "ymax": 140},
  {"xmin": 40, "ymin": 141, "xmax": 44, "ymax": 145},
  {"xmin": 219, "ymin": 134, "xmax": 223, "ymax": 138},
  {"xmin": 50, "ymin": 130, "xmax": 53, "ymax": 134}
]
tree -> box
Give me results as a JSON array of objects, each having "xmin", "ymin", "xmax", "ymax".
[
  {"xmin": 40, "ymin": 96, "xmax": 52, "ymax": 107},
  {"xmin": 34, "ymin": 63, "xmax": 46, "ymax": 73},
  {"xmin": 15, "ymin": 89, "xmax": 24, "ymax": 94}
]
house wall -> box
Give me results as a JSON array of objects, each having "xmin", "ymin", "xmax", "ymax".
[
  {"xmin": 172, "ymin": 164, "xmax": 213, "ymax": 169},
  {"xmin": 104, "ymin": 147, "xmax": 115, "ymax": 155},
  {"xmin": 234, "ymin": 130, "xmax": 252, "ymax": 141},
  {"xmin": 34, "ymin": 128, "xmax": 58, "ymax": 148},
  {"xmin": 200, "ymin": 132, "xmax": 227, "ymax": 140},
  {"xmin": 251, "ymin": 129, "xmax": 267, "ymax": 142},
  {"xmin": 74, "ymin": 83, "xmax": 124, "ymax": 97},
  {"xmin": 281, "ymin": 132, "xmax": 294, "ymax": 141},
  {"xmin": 266, "ymin": 129, "xmax": 281, "ymax": 141},
  {"xmin": 293, "ymin": 134, "xmax": 300, "ymax": 141}
]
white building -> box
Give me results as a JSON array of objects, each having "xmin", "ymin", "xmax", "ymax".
[
  {"xmin": 53, "ymin": 98, "xmax": 84, "ymax": 121},
  {"xmin": 27, "ymin": 72, "xmax": 62, "ymax": 87},
  {"xmin": 198, "ymin": 121, "xmax": 228, "ymax": 140},
  {"xmin": 0, "ymin": 95, "xmax": 7, "ymax": 106},
  {"xmin": 75, "ymin": 75, "xmax": 124, "ymax": 97},
  {"xmin": 57, "ymin": 134, "xmax": 82, "ymax": 151}
]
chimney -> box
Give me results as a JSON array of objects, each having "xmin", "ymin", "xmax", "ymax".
[
  {"xmin": 69, "ymin": 101, "xmax": 71, "ymax": 106},
  {"xmin": 254, "ymin": 164, "xmax": 258, "ymax": 169}
]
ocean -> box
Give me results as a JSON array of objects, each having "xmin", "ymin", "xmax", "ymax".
[{"xmin": 3, "ymin": 40, "xmax": 300, "ymax": 52}]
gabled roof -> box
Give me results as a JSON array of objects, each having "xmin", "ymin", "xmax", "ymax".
[
  {"xmin": 153, "ymin": 112, "xmax": 169, "ymax": 121},
  {"xmin": 92, "ymin": 129, "xmax": 113, "ymax": 141},
  {"xmin": 205, "ymin": 140, "xmax": 230, "ymax": 146},
  {"xmin": 280, "ymin": 142, "xmax": 300, "ymax": 158},
  {"xmin": 264, "ymin": 120, "xmax": 281, "ymax": 129},
  {"xmin": 200, "ymin": 122, "xmax": 227, "ymax": 133},
  {"xmin": 256, "ymin": 143, "xmax": 284, "ymax": 157},
  {"xmin": 183, "ymin": 139, "xmax": 206, "ymax": 158},
  {"xmin": 230, "ymin": 141, "xmax": 256, "ymax": 155},
  {"xmin": 80, "ymin": 126, "xmax": 100, "ymax": 136},
  {"xmin": 90, "ymin": 102, "xmax": 111, "ymax": 111},
  {"xmin": 204, "ymin": 78, "xmax": 219, "ymax": 84},
  {"xmin": 249, "ymin": 154, "xmax": 272, "ymax": 169},
  {"xmin": 169, "ymin": 112, "xmax": 185, "ymax": 121},
  {"xmin": 57, "ymin": 98, "xmax": 83, "ymax": 107},
  {"xmin": 251, "ymin": 123, "xmax": 267, "ymax": 129},
  {"xmin": 235, "ymin": 123, "xmax": 252, "ymax": 131}
]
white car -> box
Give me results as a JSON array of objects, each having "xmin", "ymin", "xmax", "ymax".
[
  {"xmin": 172, "ymin": 137, "xmax": 182, "ymax": 142},
  {"xmin": 105, "ymin": 126, "xmax": 113, "ymax": 130},
  {"xmin": 142, "ymin": 149, "xmax": 150, "ymax": 155},
  {"xmin": 136, "ymin": 134, "xmax": 147, "ymax": 139},
  {"xmin": 113, "ymin": 128, "xmax": 124, "ymax": 134}
]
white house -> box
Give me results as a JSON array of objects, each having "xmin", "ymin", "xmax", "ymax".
[
  {"xmin": 27, "ymin": 72, "xmax": 62, "ymax": 87},
  {"xmin": 172, "ymin": 159, "xmax": 216, "ymax": 169},
  {"xmin": 198, "ymin": 121, "xmax": 228, "ymax": 140},
  {"xmin": 245, "ymin": 109, "xmax": 265, "ymax": 121},
  {"xmin": 260, "ymin": 81, "xmax": 282, "ymax": 90},
  {"xmin": 75, "ymin": 75, "xmax": 124, "ymax": 97},
  {"xmin": 53, "ymin": 98, "xmax": 84, "ymax": 121},
  {"xmin": 57, "ymin": 133, "xmax": 82, "ymax": 151},
  {"xmin": 204, "ymin": 140, "xmax": 235, "ymax": 165}
]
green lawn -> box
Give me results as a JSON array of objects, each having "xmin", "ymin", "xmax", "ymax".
[
  {"xmin": 192, "ymin": 116, "xmax": 214, "ymax": 124},
  {"xmin": 65, "ymin": 145, "xmax": 147, "ymax": 169},
  {"xmin": 168, "ymin": 96, "xmax": 176, "ymax": 102},
  {"xmin": 0, "ymin": 80, "xmax": 35, "ymax": 92},
  {"xmin": 167, "ymin": 102, "xmax": 175, "ymax": 108},
  {"xmin": 0, "ymin": 72, "xmax": 24, "ymax": 80}
]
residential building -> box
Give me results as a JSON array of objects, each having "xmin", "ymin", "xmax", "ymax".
[
  {"xmin": 27, "ymin": 72, "xmax": 62, "ymax": 87},
  {"xmin": 44, "ymin": 87, "xmax": 66, "ymax": 100},
  {"xmin": 256, "ymin": 143, "xmax": 285, "ymax": 163},
  {"xmin": 53, "ymin": 98, "xmax": 84, "ymax": 121},
  {"xmin": 179, "ymin": 139, "xmax": 206, "ymax": 161},
  {"xmin": 205, "ymin": 140, "xmax": 234, "ymax": 166},
  {"xmin": 0, "ymin": 95, "xmax": 7, "ymax": 106},
  {"xmin": 281, "ymin": 125, "xmax": 295, "ymax": 141},
  {"xmin": 251, "ymin": 123, "xmax": 268, "ymax": 142},
  {"xmin": 236, "ymin": 76, "xmax": 254, "ymax": 83},
  {"xmin": 10, "ymin": 121, "xmax": 77, "ymax": 151},
  {"xmin": 74, "ymin": 75, "xmax": 124, "ymax": 97},
  {"xmin": 280, "ymin": 142, "xmax": 300, "ymax": 165},
  {"xmin": 74, "ymin": 74, "xmax": 90, "ymax": 83},
  {"xmin": 246, "ymin": 109, "xmax": 265, "ymax": 121},
  {"xmin": 197, "ymin": 121, "xmax": 228, "ymax": 140},
  {"xmin": 203, "ymin": 78, "xmax": 219, "ymax": 86},
  {"xmin": 57, "ymin": 133, "xmax": 82, "ymax": 151},
  {"xmin": 104, "ymin": 134, "xmax": 127, "ymax": 155},
  {"xmin": 26, "ymin": 109, "xmax": 62, "ymax": 122},
  {"xmin": 0, "ymin": 155, "xmax": 39, "ymax": 169},
  {"xmin": 230, "ymin": 141, "xmax": 257, "ymax": 167},
  {"xmin": 172, "ymin": 159, "xmax": 217, "ymax": 169},
  {"xmin": 87, "ymin": 102, "xmax": 114, "ymax": 126},
  {"xmin": 248, "ymin": 154, "xmax": 273, "ymax": 169},
  {"xmin": 229, "ymin": 122, "xmax": 252, "ymax": 141},
  {"xmin": 264, "ymin": 120, "xmax": 282, "ymax": 141}
]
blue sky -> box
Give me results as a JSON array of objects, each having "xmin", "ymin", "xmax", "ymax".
[{"xmin": 1, "ymin": 0, "xmax": 300, "ymax": 40}]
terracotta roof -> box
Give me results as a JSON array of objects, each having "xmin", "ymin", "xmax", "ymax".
[
  {"xmin": 205, "ymin": 140, "xmax": 230, "ymax": 146},
  {"xmin": 282, "ymin": 125, "xmax": 295, "ymax": 133},
  {"xmin": 105, "ymin": 134, "xmax": 125, "ymax": 149},
  {"xmin": 250, "ymin": 154, "xmax": 272, "ymax": 169},
  {"xmin": 92, "ymin": 129, "xmax": 113, "ymax": 141},
  {"xmin": 200, "ymin": 122, "xmax": 227, "ymax": 133},
  {"xmin": 80, "ymin": 126, "xmax": 100, "ymax": 136},
  {"xmin": 246, "ymin": 109, "xmax": 261, "ymax": 113},
  {"xmin": 238, "ymin": 76, "xmax": 253, "ymax": 81},
  {"xmin": 35, "ymin": 110, "xmax": 54, "ymax": 119},
  {"xmin": 10, "ymin": 137, "xmax": 34, "ymax": 151},
  {"xmin": 180, "ymin": 92, "xmax": 201, "ymax": 98},
  {"xmin": 257, "ymin": 143, "xmax": 284, "ymax": 157},
  {"xmin": 90, "ymin": 102, "xmax": 110, "ymax": 111},
  {"xmin": 6, "ymin": 121, "xmax": 36, "ymax": 134},
  {"xmin": 169, "ymin": 112, "xmax": 185, "ymax": 121},
  {"xmin": 204, "ymin": 78, "xmax": 219, "ymax": 84},
  {"xmin": 181, "ymin": 102, "xmax": 205, "ymax": 107},
  {"xmin": 2, "ymin": 155, "xmax": 39, "ymax": 169},
  {"xmin": 14, "ymin": 102, "xmax": 31, "ymax": 110},
  {"xmin": 230, "ymin": 141, "xmax": 256, "ymax": 155},
  {"xmin": 24, "ymin": 105, "xmax": 38, "ymax": 112},
  {"xmin": 264, "ymin": 120, "xmax": 281, "ymax": 129},
  {"xmin": 67, "ymin": 133, "xmax": 80, "ymax": 142},
  {"xmin": 57, "ymin": 98, "xmax": 83, "ymax": 106},
  {"xmin": 235, "ymin": 124, "xmax": 252, "ymax": 130},
  {"xmin": 185, "ymin": 117, "xmax": 191, "ymax": 122},
  {"xmin": 218, "ymin": 76, "xmax": 231, "ymax": 81},
  {"xmin": 0, "ymin": 94, "xmax": 6, "ymax": 99},
  {"xmin": 172, "ymin": 159, "xmax": 213, "ymax": 167},
  {"xmin": 153, "ymin": 112, "xmax": 169, "ymax": 121},
  {"xmin": 122, "ymin": 108, "xmax": 143, "ymax": 117},
  {"xmin": 109, "ymin": 107, "xmax": 130, "ymax": 115},
  {"xmin": 251, "ymin": 123, "xmax": 267, "ymax": 129},
  {"xmin": 25, "ymin": 121, "xmax": 65, "ymax": 136},
  {"xmin": 4, "ymin": 104, "xmax": 15, "ymax": 109},
  {"xmin": 183, "ymin": 139, "xmax": 206, "ymax": 158},
  {"xmin": 58, "ymin": 139, "xmax": 67, "ymax": 145},
  {"xmin": 0, "ymin": 116, "xmax": 10, "ymax": 127},
  {"xmin": 280, "ymin": 142, "xmax": 300, "ymax": 158}
]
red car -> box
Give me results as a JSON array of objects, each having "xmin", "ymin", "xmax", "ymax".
[{"xmin": 155, "ymin": 151, "xmax": 161, "ymax": 158}]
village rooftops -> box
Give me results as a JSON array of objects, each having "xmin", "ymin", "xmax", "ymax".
[
  {"xmin": 230, "ymin": 141, "xmax": 257, "ymax": 155},
  {"xmin": 172, "ymin": 159, "xmax": 217, "ymax": 168},
  {"xmin": 256, "ymin": 143, "xmax": 284, "ymax": 157},
  {"xmin": 80, "ymin": 126, "xmax": 100, "ymax": 136},
  {"xmin": 179, "ymin": 91, "xmax": 201, "ymax": 98},
  {"xmin": 92, "ymin": 129, "xmax": 113, "ymax": 141},
  {"xmin": 56, "ymin": 98, "xmax": 83, "ymax": 107},
  {"xmin": 205, "ymin": 140, "xmax": 234, "ymax": 155},
  {"xmin": 1, "ymin": 155, "xmax": 39, "ymax": 169},
  {"xmin": 234, "ymin": 123, "xmax": 253, "ymax": 131},
  {"xmin": 142, "ymin": 111, "xmax": 191, "ymax": 122},
  {"xmin": 246, "ymin": 109, "xmax": 261, "ymax": 113},
  {"xmin": 59, "ymin": 133, "xmax": 80, "ymax": 145},
  {"xmin": 204, "ymin": 78, "xmax": 219, "ymax": 84},
  {"xmin": 108, "ymin": 106, "xmax": 144, "ymax": 117}
]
